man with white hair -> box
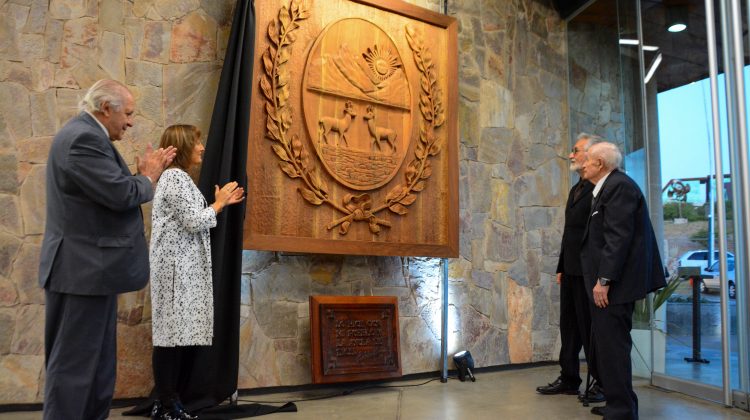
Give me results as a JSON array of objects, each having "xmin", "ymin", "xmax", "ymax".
[
  {"xmin": 580, "ymin": 141, "xmax": 666, "ymax": 419},
  {"xmin": 39, "ymin": 79, "xmax": 176, "ymax": 420}
]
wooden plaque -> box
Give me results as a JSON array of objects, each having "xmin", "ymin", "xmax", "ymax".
[
  {"xmin": 245, "ymin": 0, "xmax": 459, "ymax": 257},
  {"xmin": 309, "ymin": 295, "xmax": 401, "ymax": 384}
]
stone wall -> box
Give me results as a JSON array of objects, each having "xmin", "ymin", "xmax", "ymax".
[
  {"xmin": 0, "ymin": 0, "xmax": 569, "ymax": 404},
  {"xmin": 568, "ymin": 21, "xmax": 629, "ymax": 144}
]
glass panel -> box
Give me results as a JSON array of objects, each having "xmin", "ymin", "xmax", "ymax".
[
  {"xmin": 568, "ymin": 0, "xmax": 750, "ymax": 408},
  {"xmin": 567, "ymin": 0, "xmax": 651, "ymax": 378},
  {"xmin": 641, "ymin": 0, "xmax": 740, "ymax": 392}
]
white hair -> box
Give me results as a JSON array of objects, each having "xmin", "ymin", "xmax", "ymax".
[
  {"xmin": 576, "ymin": 132, "xmax": 603, "ymax": 149},
  {"xmin": 588, "ymin": 142, "xmax": 622, "ymax": 170},
  {"xmin": 78, "ymin": 79, "xmax": 130, "ymax": 113}
]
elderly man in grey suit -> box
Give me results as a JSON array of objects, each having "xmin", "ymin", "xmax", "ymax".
[{"xmin": 39, "ymin": 79, "xmax": 176, "ymax": 420}]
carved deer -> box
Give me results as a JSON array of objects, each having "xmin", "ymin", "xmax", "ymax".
[
  {"xmin": 318, "ymin": 101, "xmax": 356, "ymax": 147},
  {"xmin": 364, "ymin": 105, "xmax": 397, "ymax": 154}
]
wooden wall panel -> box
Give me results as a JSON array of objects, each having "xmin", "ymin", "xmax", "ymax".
[{"xmin": 245, "ymin": 0, "xmax": 458, "ymax": 257}]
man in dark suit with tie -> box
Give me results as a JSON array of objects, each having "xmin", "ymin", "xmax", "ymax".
[
  {"xmin": 580, "ymin": 142, "xmax": 666, "ymax": 420},
  {"xmin": 39, "ymin": 79, "xmax": 175, "ymax": 420},
  {"xmin": 537, "ymin": 133, "xmax": 603, "ymax": 402}
]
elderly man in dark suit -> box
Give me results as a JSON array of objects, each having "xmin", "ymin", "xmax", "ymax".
[
  {"xmin": 537, "ymin": 133, "xmax": 603, "ymax": 403},
  {"xmin": 39, "ymin": 79, "xmax": 175, "ymax": 420},
  {"xmin": 580, "ymin": 142, "xmax": 666, "ymax": 420}
]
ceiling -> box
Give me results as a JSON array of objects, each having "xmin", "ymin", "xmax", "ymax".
[{"xmin": 555, "ymin": 0, "xmax": 750, "ymax": 93}]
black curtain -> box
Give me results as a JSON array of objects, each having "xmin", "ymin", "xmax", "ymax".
[
  {"xmin": 124, "ymin": 2, "xmax": 255, "ymax": 416},
  {"xmin": 184, "ymin": 0, "xmax": 255, "ymax": 411}
]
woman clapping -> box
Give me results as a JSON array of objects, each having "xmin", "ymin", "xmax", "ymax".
[{"xmin": 148, "ymin": 125, "xmax": 244, "ymax": 420}]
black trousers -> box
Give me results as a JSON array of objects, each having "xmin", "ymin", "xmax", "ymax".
[
  {"xmin": 152, "ymin": 345, "xmax": 199, "ymax": 403},
  {"xmin": 592, "ymin": 301, "xmax": 637, "ymax": 420},
  {"xmin": 558, "ymin": 274, "xmax": 598, "ymax": 386},
  {"xmin": 44, "ymin": 290, "xmax": 117, "ymax": 420}
]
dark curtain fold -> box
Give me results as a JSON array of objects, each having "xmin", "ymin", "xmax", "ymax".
[
  {"xmin": 183, "ymin": 0, "xmax": 255, "ymax": 411},
  {"xmin": 124, "ymin": 1, "xmax": 255, "ymax": 415}
]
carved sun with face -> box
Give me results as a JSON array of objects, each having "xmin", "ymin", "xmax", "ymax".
[{"xmin": 362, "ymin": 45, "xmax": 402, "ymax": 82}]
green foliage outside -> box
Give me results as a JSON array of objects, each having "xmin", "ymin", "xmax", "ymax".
[
  {"xmin": 633, "ymin": 274, "xmax": 682, "ymax": 329},
  {"xmin": 662, "ymin": 200, "xmax": 734, "ymax": 222},
  {"xmin": 662, "ymin": 202, "xmax": 706, "ymax": 221}
]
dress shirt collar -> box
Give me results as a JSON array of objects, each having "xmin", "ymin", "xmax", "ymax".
[
  {"xmin": 592, "ymin": 170, "xmax": 614, "ymax": 198},
  {"xmin": 84, "ymin": 110, "xmax": 111, "ymax": 140}
]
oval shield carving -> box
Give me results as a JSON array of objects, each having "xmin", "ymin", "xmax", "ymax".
[{"xmin": 302, "ymin": 18, "xmax": 412, "ymax": 191}]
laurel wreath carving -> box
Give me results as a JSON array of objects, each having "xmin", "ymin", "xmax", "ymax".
[{"xmin": 261, "ymin": 1, "xmax": 445, "ymax": 236}]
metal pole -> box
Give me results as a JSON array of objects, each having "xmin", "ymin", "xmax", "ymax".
[
  {"xmin": 439, "ymin": 0, "xmax": 450, "ymax": 385},
  {"xmin": 685, "ymin": 275, "xmax": 709, "ymax": 364},
  {"xmin": 635, "ymin": 0, "xmax": 659, "ymax": 376},
  {"xmin": 707, "ymin": 178, "xmax": 715, "ymax": 268},
  {"xmin": 440, "ymin": 258, "xmax": 449, "ymax": 382},
  {"xmin": 727, "ymin": 0, "xmax": 750, "ymax": 393},
  {"xmin": 705, "ymin": 0, "xmax": 733, "ymax": 406}
]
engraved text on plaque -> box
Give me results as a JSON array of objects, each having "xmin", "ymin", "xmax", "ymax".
[{"xmin": 310, "ymin": 295, "xmax": 402, "ymax": 383}]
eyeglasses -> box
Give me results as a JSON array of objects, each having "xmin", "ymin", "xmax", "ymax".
[{"xmin": 571, "ymin": 147, "xmax": 584, "ymax": 155}]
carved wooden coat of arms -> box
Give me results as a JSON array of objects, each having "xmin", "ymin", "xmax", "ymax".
[{"xmin": 245, "ymin": 0, "xmax": 458, "ymax": 257}]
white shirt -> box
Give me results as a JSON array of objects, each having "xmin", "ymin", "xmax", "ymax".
[
  {"xmin": 592, "ymin": 170, "xmax": 614, "ymax": 198},
  {"xmin": 84, "ymin": 110, "xmax": 110, "ymax": 139}
]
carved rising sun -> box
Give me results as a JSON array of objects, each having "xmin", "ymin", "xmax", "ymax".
[{"xmin": 362, "ymin": 45, "xmax": 402, "ymax": 82}]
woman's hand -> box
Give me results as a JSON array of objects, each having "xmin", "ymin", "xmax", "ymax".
[{"xmin": 211, "ymin": 181, "xmax": 245, "ymax": 214}]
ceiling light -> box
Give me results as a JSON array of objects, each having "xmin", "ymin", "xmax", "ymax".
[
  {"xmin": 668, "ymin": 23, "xmax": 687, "ymax": 32},
  {"xmin": 619, "ymin": 38, "xmax": 639, "ymax": 45},
  {"xmin": 618, "ymin": 39, "xmax": 659, "ymax": 51},
  {"xmin": 666, "ymin": 5, "xmax": 688, "ymax": 33},
  {"xmin": 644, "ymin": 53, "xmax": 663, "ymax": 84}
]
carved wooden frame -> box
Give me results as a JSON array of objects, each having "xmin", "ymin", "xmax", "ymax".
[{"xmin": 245, "ymin": 0, "xmax": 458, "ymax": 257}]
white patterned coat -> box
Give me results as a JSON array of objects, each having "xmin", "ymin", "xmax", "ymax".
[{"xmin": 149, "ymin": 168, "xmax": 216, "ymax": 347}]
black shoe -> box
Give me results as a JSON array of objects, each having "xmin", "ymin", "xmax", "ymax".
[
  {"xmin": 536, "ymin": 377, "xmax": 579, "ymax": 395},
  {"xmin": 150, "ymin": 400, "xmax": 163, "ymax": 420},
  {"xmin": 590, "ymin": 406, "xmax": 606, "ymax": 416},
  {"xmin": 161, "ymin": 400, "xmax": 198, "ymax": 420},
  {"xmin": 578, "ymin": 383, "xmax": 606, "ymax": 403}
]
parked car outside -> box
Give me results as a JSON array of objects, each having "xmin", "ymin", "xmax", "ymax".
[
  {"xmin": 702, "ymin": 259, "xmax": 737, "ymax": 299},
  {"xmin": 677, "ymin": 249, "xmax": 734, "ymax": 273}
]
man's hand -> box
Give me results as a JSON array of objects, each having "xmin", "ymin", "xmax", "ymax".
[
  {"xmin": 556, "ymin": 273, "xmax": 562, "ymax": 285},
  {"xmin": 136, "ymin": 144, "xmax": 177, "ymax": 183},
  {"xmin": 593, "ymin": 282, "xmax": 609, "ymax": 308}
]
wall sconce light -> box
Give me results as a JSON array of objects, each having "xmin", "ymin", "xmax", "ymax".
[
  {"xmin": 452, "ymin": 350, "xmax": 476, "ymax": 382},
  {"xmin": 666, "ymin": 5, "xmax": 688, "ymax": 33}
]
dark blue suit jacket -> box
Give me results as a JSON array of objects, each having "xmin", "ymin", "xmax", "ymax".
[
  {"xmin": 557, "ymin": 179, "xmax": 594, "ymax": 276},
  {"xmin": 580, "ymin": 169, "xmax": 666, "ymax": 304},
  {"xmin": 39, "ymin": 112, "xmax": 153, "ymax": 295}
]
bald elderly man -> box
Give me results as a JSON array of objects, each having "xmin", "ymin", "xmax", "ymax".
[{"xmin": 579, "ymin": 142, "xmax": 666, "ymax": 420}]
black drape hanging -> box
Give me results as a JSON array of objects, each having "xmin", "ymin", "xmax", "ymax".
[
  {"xmin": 183, "ymin": 0, "xmax": 254, "ymax": 410},
  {"xmin": 124, "ymin": 1, "xmax": 256, "ymax": 415}
]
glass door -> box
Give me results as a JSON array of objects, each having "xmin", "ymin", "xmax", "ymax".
[
  {"xmin": 567, "ymin": 0, "xmax": 750, "ymax": 411},
  {"xmin": 640, "ymin": 0, "xmax": 748, "ymax": 410}
]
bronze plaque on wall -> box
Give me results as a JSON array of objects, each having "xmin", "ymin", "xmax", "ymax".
[
  {"xmin": 310, "ymin": 295, "xmax": 401, "ymax": 383},
  {"xmin": 245, "ymin": 0, "xmax": 458, "ymax": 257}
]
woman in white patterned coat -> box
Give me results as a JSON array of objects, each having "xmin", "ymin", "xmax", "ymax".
[{"xmin": 149, "ymin": 124, "xmax": 244, "ymax": 420}]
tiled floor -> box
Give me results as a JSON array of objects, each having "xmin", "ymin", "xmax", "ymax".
[{"xmin": 1, "ymin": 364, "xmax": 748, "ymax": 419}]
